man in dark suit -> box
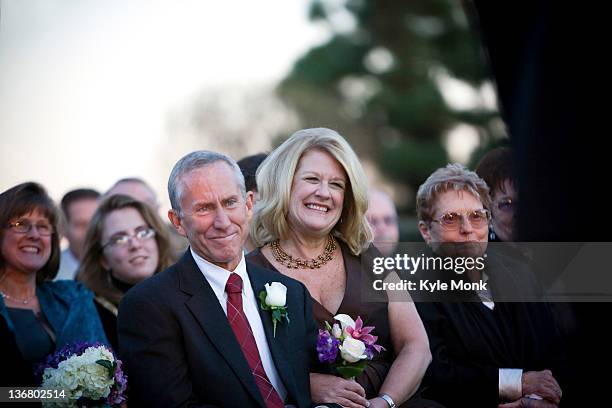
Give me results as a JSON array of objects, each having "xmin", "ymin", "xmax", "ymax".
[{"xmin": 118, "ymin": 151, "xmax": 318, "ymax": 408}]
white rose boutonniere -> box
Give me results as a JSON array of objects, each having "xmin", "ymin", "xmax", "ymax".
[{"xmin": 259, "ymin": 282, "xmax": 290, "ymax": 337}]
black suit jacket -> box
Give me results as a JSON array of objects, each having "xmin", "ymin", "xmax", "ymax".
[{"xmin": 117, "ymin": 251, "xmax": 318, "ymax": 408}]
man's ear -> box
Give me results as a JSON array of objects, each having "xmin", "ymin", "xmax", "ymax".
[
  {"xmin": 168, "ymin": 209, "xmax": 187, "ymax": 237},
  {"xmin": 418, "ymin": 221, "xmax": 432, "ymax": 244},
  {"xmin": 245, "ymin": 191, "xmax": 254, "ymax": 219}
]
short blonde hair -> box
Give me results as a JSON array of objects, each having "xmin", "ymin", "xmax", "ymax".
[
  {"xmin": 416, "ymin": 163, "xmax": 491, "ymax": 222},
  {"xmin": 251, "ymin": 128, "xmax": 372, "ymax": 255}
]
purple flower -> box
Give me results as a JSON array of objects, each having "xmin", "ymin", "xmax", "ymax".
[
  {"xmin": 317, "ymin": 329, "xmax": 340, "ymax": 363},
  {"xmin": 108, "ymin": 360, "xmax": 128, "ymax": 405},
  {"xmin": 366, "ymin": 344, "xmax": 383, "ymax": 359}
]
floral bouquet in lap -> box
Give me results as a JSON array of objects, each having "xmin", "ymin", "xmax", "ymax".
[
  {"xmin": 36, "ymin": 342, "xmax": 127, "ymax": 407},
  {"xmin": 317, "ymin": 314, "xmax": 385, "ymax": 379}
]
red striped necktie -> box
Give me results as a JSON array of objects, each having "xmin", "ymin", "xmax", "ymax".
[{"xmin": 225, "ymin": 273, "xmax": 284, "ymax": 408}]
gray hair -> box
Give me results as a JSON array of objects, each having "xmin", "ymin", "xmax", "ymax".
[
  {"xmin": 416, "ymin": 163, "xmax": 491, "ymax": 222},
  {"xmin": 168, "ymin": 151, "xmax": 246, "ymax": 216}
]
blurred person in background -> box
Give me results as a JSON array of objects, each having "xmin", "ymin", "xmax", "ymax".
[
  {"xmin": 105, "ymin": 177, "xmax": 188, "ymax": 261},
  {"xmin": 248, "ymin": 128, "xmax": 435, "ymax": 408},
  {"xmin": 366, "ymin": 189, "xmax": 400, "ymax": 257},
  {"xmin": 472, "ymin": 4, "xmax": 607, "ymax": 402},
  {"xmin": 415, "ymin": 164, "xmax": 564, "ymax": 408},
  {"xmin": 477, "ymin": 147, "xmax": 578, "ymax": 377},
  {"xmin": 105, "ymin": 177, "xmax": 159, "ymax": 210},
  {"xmin": 475, "ymin": 147, "xmax": 517, "ymax": 242},
  {"xmin": 77, "ymin": 194, "xmax": 172, "ymax": 350},
  {"xmin": 238, "ymin": 153, "xmax": 268, "ymax": 202},
  {"xmin": 55, "ymin": 188, "xmax": 100, "ymax": 280},
  {"xmin": 0, "ymin": 182, "xmax": 107, "ymax": 379},
  {"xmin": 237, "ymin": 152, "xmax": 268, "ymax": 252}
]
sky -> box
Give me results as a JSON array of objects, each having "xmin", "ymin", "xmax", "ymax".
[{"xmin": 0, "ymin": 0, "xmax": 327, "ymax": 209}]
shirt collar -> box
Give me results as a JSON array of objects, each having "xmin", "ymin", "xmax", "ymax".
[
  {"xmin": 62, "ymin": 248, "xmax": 79, "ymax": 267},
  {"xmin": 190, "ymin": 248, "xmax": 248, "ymax": 298}
]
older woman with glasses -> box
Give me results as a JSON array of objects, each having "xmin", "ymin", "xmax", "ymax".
[
  {"xmin": 248, "ymin": 128, "xmax": 438, "ymax": 408},
  {"xmin": 0, "ymin": 182, "xmax": 107, "ymax": 381},
  {"xmin": 77, "ymin": 194, "xmax": 172, "ymax": 350},
  {"xmin": 414, "ymin": 164, "xmax": 564, "ymax": 408}
]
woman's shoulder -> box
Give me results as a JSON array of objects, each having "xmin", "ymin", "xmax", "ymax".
[
  {"xmin": 246, "ymin": 251, "xmax": 310, "ymax": 296},
  {"xmin": 39, "ymin": 280, "xmax": 94, "ymax": 301},
  {"xmin": 338, "ymin": 239, "xmax": 381, "ymax": 261},
  {"xmin": 339, "ymin": 240, "xmax": 383, "ymax": 282},
  {"xmin": 360, "ymin": 242, "xmax": 383, "ymax": 259}
]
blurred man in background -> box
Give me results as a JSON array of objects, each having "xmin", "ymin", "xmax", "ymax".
[
  {"xmin": 237, "ymin": 153, "xmax": 267, "ymax": 252},
  {"xmin": 56, "ymin": 188, "xmax": 100, "ymax": 280},
  {"xmin": 366, "ymin": 189, "xmax": 399, "ymax": 256},
  {"xmin": 105, "ymin": 177, "xmax": 159, "ymax": 210}
]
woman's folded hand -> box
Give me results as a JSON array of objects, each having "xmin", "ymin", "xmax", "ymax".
[
  {"xmin": 521, "ymin": 370, "xmax": 562, "ymax": 404},
  {"xmin": 310, "ymin": 373, "xmax": 370, "ymax": 408}
]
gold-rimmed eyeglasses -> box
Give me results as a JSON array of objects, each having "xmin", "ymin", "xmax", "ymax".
[{"xmin": 430, "ymin": 209, "xmax": 490, "ymax": 230}]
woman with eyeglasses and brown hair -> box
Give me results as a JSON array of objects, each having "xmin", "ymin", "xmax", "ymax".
[
  {"xmin": 414, "ymin": 164, "xmax": 565, "ymax": 408},
  {"xmin": 475, "ymin": 147, "xmax": 517, "ymax": 242},
  {"xmin": 0, "ymin": 182, "xmax": 107, "ymax": 381},
  {"xmin": 77, "ymin": 194, "xmax": 173, "ymax": 350}
]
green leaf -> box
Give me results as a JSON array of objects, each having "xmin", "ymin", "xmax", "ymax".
[
  {"xmin": 258, "ymin": 291, "xmax": 270, "ymax": 310},
  {"xmin": 272, "ymin": 309, "xmax": 282, "ymax": 321},
  {"xmin": 335, "ymin": 360, "xmax": 368, "ymax": 379},
  {"xmin": 96, "ymin": 359, "xmax": 113, "ymax": 370},
  {"xmin": 96, "ymin": 359, "xmax": 115, "ymax": 380}
]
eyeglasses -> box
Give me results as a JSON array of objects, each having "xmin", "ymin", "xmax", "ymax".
[
  {"xmin": 6, "ymin": 220, "xmax": 54, "ymax": 236},
  {"xmin": 103, "ymin": 228, "xmax": 156, "ymax": 248},
  {"xmin": 430, "ymin": 209, "xmax": 491, "ymax": 230},
  {"xmin": 495, "ymin": 198, "xmax": 516, "ymax": 213}
]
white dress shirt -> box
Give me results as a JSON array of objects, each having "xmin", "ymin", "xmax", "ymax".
[{"xmin": 190, "ymin": 248, "xmax": 287, "ymax": 402}]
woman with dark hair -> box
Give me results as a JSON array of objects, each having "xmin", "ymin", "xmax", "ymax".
[
  {"xmin": 475, "ymin": 147, "xmax": 517, "ymax": 242},
  {"xmin": 0, "ymin": 182, "xmax": 107, "ymax": 379},
  {"xmin": 77, "ymin": 194, "xmax": 173, "ymax": 350}
]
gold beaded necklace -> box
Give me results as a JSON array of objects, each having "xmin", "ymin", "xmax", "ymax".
[{"xmin": 271, "ymin": 235, "xmax": 337, "ymax": 269}]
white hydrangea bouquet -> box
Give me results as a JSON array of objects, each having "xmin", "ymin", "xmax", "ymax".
[{"xmin": 36, "ymin": 342, "xmax": 127, "ymax": 407}]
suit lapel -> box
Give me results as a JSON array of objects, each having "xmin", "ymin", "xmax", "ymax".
[
  {"xmin": 177, "ymin": 252, "xmax": 266, "ymax": 408},
  {"xmin": 247, "ymin": 263, "xmax": 299, "ymax": 403}
]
